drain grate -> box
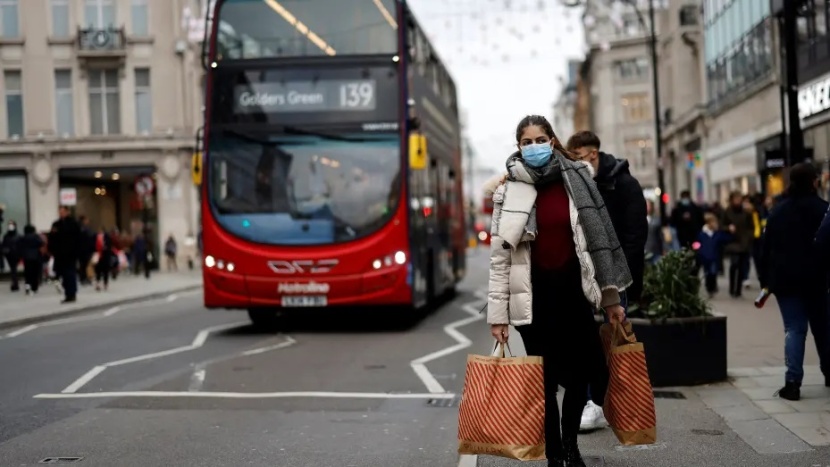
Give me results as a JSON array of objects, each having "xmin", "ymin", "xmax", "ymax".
[
  {"xmin": 691, "ymin": 429, "xmax": 724, "ymax": 436},
  {"xmin": 39, "ymin": 458, "xmax": 84, "ymax": 464},
  {"xmin": 653, "ymin": 390, "xmax": 686, "ymax": 399},
  {"xmin": 427, "ymin": 396, "xmax": 461, "ymax": 408}
]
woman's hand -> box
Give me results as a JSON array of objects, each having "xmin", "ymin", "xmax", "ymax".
[
  {"xmin": 605, "ymin": 304, "xmax": 626, "ymax": 324},
  {"xmin": 491, "ymin": 324, "xmax": 509, "ymax": 344}
]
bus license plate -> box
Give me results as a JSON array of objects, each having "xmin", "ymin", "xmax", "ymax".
[{"xmin": 281, "ymin": 296, "xmax": 327, "ymax": 307}]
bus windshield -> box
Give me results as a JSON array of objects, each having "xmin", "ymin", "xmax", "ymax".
[
  {"xmin": 214, "ymin": 0, "xmax": 399, "ymax": 59},
  {"xmin": 207, "ymin": 130, "xmax": 401, "ymax": 246}
]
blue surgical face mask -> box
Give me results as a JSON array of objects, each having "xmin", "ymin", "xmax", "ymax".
[{"xmin": 520, "ymin": 143, "xmax": 553, "ymax": 168}]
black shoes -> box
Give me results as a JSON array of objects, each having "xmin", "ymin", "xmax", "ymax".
[
  {"xmin": 825, "ymin": 375, "xmax": 829, "ymax": 388},
  {"xmin": 775, "ymin": 381, "xmax": 801, "ymax": 401},
  {"xmin": 563, "ymin": 437, "xmax": 586, "ymax": 467},
  {"xmin": 548, "ymin": 460, "xmax": 567, "ymax": 467}
]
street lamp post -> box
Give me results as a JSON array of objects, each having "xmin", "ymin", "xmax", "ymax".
[
  {"xmin": 645, "ymin": 0, "xmax": 668, "ymax": 224},
  {"xmin": 562, "ymin": 0, "xmax": 668, "ymax": 222}
]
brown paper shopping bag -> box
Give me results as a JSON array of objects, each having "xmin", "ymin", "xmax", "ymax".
[
  {"xmin": 600, "ymin": 322, "xmax": 657, "ymax": 446},
  {"xmin": 457, "ymin": 343, "xmax": 546, "ymax": 461}
]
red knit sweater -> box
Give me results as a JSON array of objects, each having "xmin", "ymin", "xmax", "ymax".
[{"xmin": 531, "ymin": 182, "xmax": 576, "ymax": 271}]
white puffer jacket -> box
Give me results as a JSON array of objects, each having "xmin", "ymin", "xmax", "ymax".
[{"xmin": 484, "ymin": 165, "xmax": 618, "ymax": 327}]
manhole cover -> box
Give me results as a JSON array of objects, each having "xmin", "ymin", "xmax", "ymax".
[
  {"xmin": 426, "ymin": 396, "xmax": 461, "ymax": 408},
  {"xmin": 653, "ymin": 390, "xmax": 686, "ymax": 399},
  {"xmin": 39, "ymin": 458, "xmax": 84, "ymax": 464},
  {"xmin": 691, "ymin": 429, "xmax": 724, "ymax": 436}
]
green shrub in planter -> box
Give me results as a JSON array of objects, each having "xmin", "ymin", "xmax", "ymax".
[
  {"xmin": 624, "ymin": 249, "xmax": 725, "ymax": 386},
  {"xmin": 628, "ymin": 248, "xmax": 712, "ymax": 321}
]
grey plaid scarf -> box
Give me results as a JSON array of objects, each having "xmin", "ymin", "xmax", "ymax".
[{"xmin": 506, "ymin": 150, "xmax": 633, "ymax": 294}]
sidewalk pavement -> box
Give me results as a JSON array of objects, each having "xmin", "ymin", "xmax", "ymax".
[
  {"xmin": 0, "ymin": 269, "xmax": 203, "ymax": 330},
  {"xmin": 479, "ymin": 275, "xmax": 830, "ymax": 466}
]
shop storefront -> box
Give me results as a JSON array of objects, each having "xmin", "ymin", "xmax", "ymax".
[{"xmin": 798, "ymin": 71, "xmax": 830, "ymax": 200}]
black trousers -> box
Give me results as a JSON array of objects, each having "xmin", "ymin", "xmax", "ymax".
[
  {"xmin": 23, "ymin": 259, "xmax": 40, "ymax": 292},
  {"xmin": 516, "ymin": 259, "xmax": 605, "ymax": 458},
  {"xmin": 728, "ymin": 253, "xmax": 750, "ymax": 297}
]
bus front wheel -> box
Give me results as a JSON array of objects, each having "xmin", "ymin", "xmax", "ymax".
[{"xmin": 247, "ymin": 308, "xmax": 280, "ymax": 330}]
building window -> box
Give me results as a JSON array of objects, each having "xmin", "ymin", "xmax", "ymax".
[
  {"xmin": 624, "ymin": 138, "xmax": 654, "ymax": 170},
  {"xmin": 88, "ymin": 69, "xmax": 120, "ymax": 135},
  {"xmin": 680, "ymin": 5, "xmax": 699, "ymax": 26},
  {"xmin": 0, "ymin": 0, "xmax": 19, "ymax": 38},
  {"xmin": 4, "ymin": 70, "xmax": 23, "ymax": 138},
  {"xmin": 131, "ymin": 0, "xmax": 148, "ymax": 36},
  {"xmin": 621, "ymin": 92, "xmax": 651, "ymax": 123},
  {"xmin": 55, "ymin": 70, "xmax": 74, "ymax": 137},
  {"xmin": 51, "ymin": 0, "xmax": 69, "ymax": 37},
  {"xmin": 84, "ymin": 0, "xmax": 115, "ymax": 28},
  {"xmin": 134, "ymin": 68, "xmax": 152, "ymax": 134},
  {"xmin": 615, "ymin": 57, "xmax": 649, "ymax": 80},
  {"xmin": 0, "ymin": 171, "xmax": 29, "ymax": 233},
  {"xmin": 706, "ymin": 20, "xmax": 773, "ymax": 108}
]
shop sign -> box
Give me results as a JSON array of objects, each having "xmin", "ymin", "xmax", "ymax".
[
  {"xmin": 798, "ymin": 74, "xmax": 830, "ymax": 121},
  {"xmin": 59, "ymin": 188, "xmax": 77, "ymax": 206}
]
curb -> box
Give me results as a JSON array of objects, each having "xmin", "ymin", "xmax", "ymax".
[{"xmin": 0, "ymin": 284, "xmax": 203, "ymax": 331}]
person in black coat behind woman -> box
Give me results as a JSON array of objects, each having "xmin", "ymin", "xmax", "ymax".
[
  {"xmin": 18, "ymin": 224, "xmax": 44, "ymax": 294},
  {"xmin": 760, "ymin": 163, "xmax": 830, "ymax": 400}
]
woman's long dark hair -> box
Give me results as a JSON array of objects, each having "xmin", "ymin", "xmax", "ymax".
[{"xmin": 515, "ymin": 115, "xmax": 577, "ymax": 160}]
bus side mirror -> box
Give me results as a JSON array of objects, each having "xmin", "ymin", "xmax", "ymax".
[
  {"xmin": 409, "ymin": 133, "xmax": 428, "ymax": 170},
  {"xmin": 192, "ymin": 152, "xmax": 203, "ymax": 186}
]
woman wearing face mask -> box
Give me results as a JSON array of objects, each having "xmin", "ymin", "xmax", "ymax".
[{"xmin": 483, "ymin": 115, "xmax": 632, "ymax": 467}]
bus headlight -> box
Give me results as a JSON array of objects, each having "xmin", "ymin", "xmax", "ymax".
[
  {"xmin": 205, "ymin": 255, "xmax": 235, "ymax": 272},
  {"xmin": 394, "ymin": 251, "xmax": 406, "ymax": 265}
]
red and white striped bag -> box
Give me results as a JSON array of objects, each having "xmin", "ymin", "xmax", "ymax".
[
  {"xmin": 600, "ymin": 322, "xmax": 658, "ymax": 446},
  {"xmin": 457, "ymin": 343, "xmax": 546, "ymax": 461}
]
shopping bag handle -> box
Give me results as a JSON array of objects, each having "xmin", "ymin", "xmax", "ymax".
[{"xmin": 492, "ymin": 341, "xmax": 514, "ymax": 358}]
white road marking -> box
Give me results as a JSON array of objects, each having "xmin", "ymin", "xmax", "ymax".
[
  {"xmin": 59, "ymin": 321, "xmax": 247, "ymax": 393},
  {"xmin": 34, "ymin": 391, "xmax": 456, "ymax": 400},
  {"xmin": 0, "ymin": 290, "xmax": 196, "ymax": 340},
  {"xmin": 410, "ymin": 291, "xmax": 486, "ymax": 394},
  {"xmin": 188, "ymin": 364, "xmax": 207, "ymax": 392},
  {"xmin": 61, "ymin": 366, "xmax": 106, "ymax": 393},
  {"xmin": 457, "ymin": 454, "xmax": 478, "ymax": 467},
  {"xmin": 4, "ymin": 325, "xmax": 37, "ymax": 338},
  {"xmin": 241, "ymin": 336, "xmax": 297, "ymax": 356}
]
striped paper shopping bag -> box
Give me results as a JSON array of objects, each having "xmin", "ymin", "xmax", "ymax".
[
  {"xmin": 457, "ymin": 343, "xmax": 546, "ymax": 461},
  {"xmin": 600, "ymin": 322, "xmax": 657, "ymax": 446}
]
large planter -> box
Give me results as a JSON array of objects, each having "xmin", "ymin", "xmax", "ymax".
[{"xmin": 597, "ymin": 314, "xmax": 728, "ymax": 387}]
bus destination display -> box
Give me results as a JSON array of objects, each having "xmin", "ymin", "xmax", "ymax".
[{"xmin": 234, "ymin": 80, "xmax": 377, "ymax": 114}]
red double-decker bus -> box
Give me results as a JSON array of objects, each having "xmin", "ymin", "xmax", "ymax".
[{"xmin": 199, "ymin": 0, "xmax": 466, "ymax": 326}]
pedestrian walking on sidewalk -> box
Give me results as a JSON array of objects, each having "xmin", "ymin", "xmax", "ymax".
[
  {"xmin": 2, "ymin": 220, "xmax": 20, "ymax": 291},
  {"xmin": 721, "ymin": 191, "xmax": 755, "ymax": 298},
  {"xmin": 566, "ymin": 130, "xmax": 648, "ymax": 433},
  {"xmin": 48, "ymin": 206, "xmax": 81, "ymax": 303},
  {"xmin": 164, "ymin": 234, "xmax": 178, "ymax": 271},
  {"xmin": 760, "ymin": 163, "xmax": 830, "ymax": 400},
  {"xmin": 19, "ymin": 224, "xmax": 43, "ymax": 294},
  {"xmin": 485, "ymin": 115, "xmax": 632, "ymax": 467},
  {"xmin": 696, "ymin": 213, "xmax": 732, "ymax": 298},
  {"xmin": 93, "ymin": 227, "xmax": 113, "ymax": 291}
]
